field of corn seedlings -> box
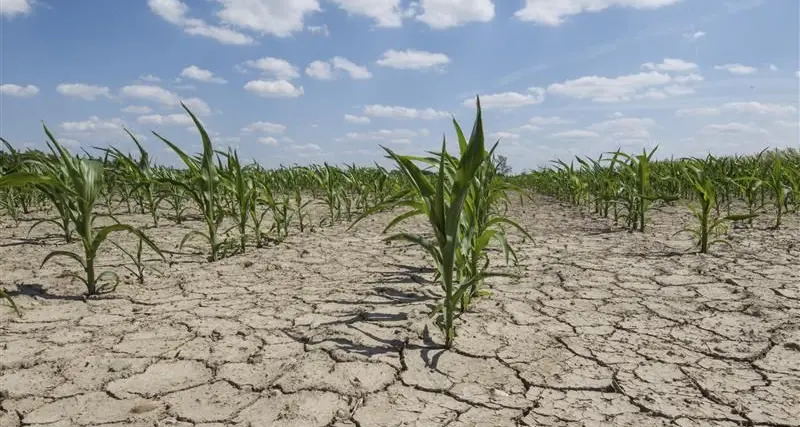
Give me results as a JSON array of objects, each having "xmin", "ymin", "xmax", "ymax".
[{"xmin": 0, "ymin": 101, "xmax": 798, "ymax": 426}]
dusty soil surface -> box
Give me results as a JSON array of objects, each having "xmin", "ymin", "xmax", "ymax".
[{"xmin": 0, "ymin": 197, "xmax": 798, "ymax": 427}]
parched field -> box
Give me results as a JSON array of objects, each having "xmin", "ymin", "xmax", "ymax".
[{"xmin": 1, "ymin": 197, "xmax": 798, "ymax": 427}]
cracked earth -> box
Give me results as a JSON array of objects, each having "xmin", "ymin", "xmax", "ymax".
[{"xmin": 0, "ymin": 197, "xmax": 798, "ymax": 426}]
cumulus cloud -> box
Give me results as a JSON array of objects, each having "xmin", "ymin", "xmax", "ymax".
[
  {"xmin": 244, "ymin": 80, "xmax": 304, "ymax": 98},
  {"xmin": 515, "ymin": 0, "xmax": 681, "ymax": 26},
  {"xmin": 306, "ymin": 57, "xmax": 372, "ymax": 80},
  {"xmin": 0, "ymin": 84, "xmax": 39, "ymax": 97},
  {"xmin": 242, "ymin": 57, "xmax": 300, "ymax": 80},
  {"xmin": 241, "ymin": 121, "xmax": 286, "ymax": 134},
  {"xmin": 465, "ymin": 88, "xmax": 546, "ymax": 110},
  {"xmin": 376, "ymin": 49, "xmax": 450, "ymax": 70},
  {"xmin": 714, "ymin": 63, "xmax": 757, "ymax": 75},
  {"xmin": 56, "ymin": 83, "xmax": 112, "ymax": 101},
  {"xmin": 363, "ymin": 105, "xmax": 449, "ymax": 120},
  {"xmin": 147, "ymin": 0, "xmax": 255, "ymax": 44},
  {"xmin": 344, "ymin": 114, "xmax": 371, "ymax": 124},
  {"xmin": 1, "ymin": 0, "xmax": 33, "ymax": 18},
  {"xmin": 641, "ymin": 58, "xmax": 697, "ymax": 72},
  {"xmin": 137, "ymin": 114, "xmax": 194, "ymax": 126},
  {"xmin": 414, "ymin": 0, "xmax": 495, "ymax": 29},
  {"xmin": 180, "ymin": 65, "xmax": 227, "ymax": 84}
]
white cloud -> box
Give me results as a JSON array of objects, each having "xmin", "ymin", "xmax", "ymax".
[
  {"xmin": 364, "ymin": 104, "xmax": 449, "ymax": 120},
  {"xmin": 376, "ymin": 49, "xmax": 450, "ymax": 70},
  {"xmin": 489, "ymin": 131, "xmax": 520, "ymax": 141},
  {"xmin": 120, "ymin": 85, "xmax": 210, "ymax": 115},
  {"xmin": 137, "ymin": 114, "xmax": 194, "ymax": 126},
  {"xmin": 515, "ymin": 124, "xmax": 542, "ymax": 132},
  {"xmin": 529, "ymin": 116, "xmax": 573, "ymax": 125},
  {"xmin": 515, "ymin": 0, "xmax": 681, "ymax": 26},
  {"xmin": 587, "ymin": 117, "xmax": 656, "ymax": 139},
  {"xmin": 147, "ymin": 0, "xmax": 255, "ymax": 45},
  {"xmin": 683, "ymin": 30, "xmax": 706, "ymax": 40},
  {"xmin": 243, "ymin": 57, "xmax": 300, "ymax": 80},
  {"xmin": 56, "ymin": 83, "xmax": 112, "ymax": 101},
  {"xmin": 329, "ymin": 0, "xmax": 403, "ymax": 28},
  {"xmin": 721, "ymin": 102, "xmax": 797, "ymax": 116},
  {"xmin": 548, "ymin": 71, "xmax": 673, "ymax": 102},
  {"xmin": 714, "ymin": 63, "xmax": 757, "ymax": 75},
  {"xmin": 291, "ymin": 143, "xmax": 321, "ymax": 151},
  {"xmin": 641, "ymin": 58, "xmax": 697, "ymax": 72},
  {"xmin": 244, "ymin": 80, "xmax": 304, "ymax": 98},
  {"xmin": 675, "ymin": 106, "xmax": 721, "ymax": 116},
  {"xmin": 60, "ymin": 116, "xmax": 125, "ymax": 132},
  {"xmin": 180, "ymin": 65, "xmax": 227, "ymax": 84},
  {"xmin": 242, "ymin": 121, "xmax": 286, "ymax": 134},
  {"xmin": 701, "ymin": 122, "xmax": 768, "ymax": 135},
  {"xmin": 121, "ymin": 84, "xmax": 180, "ymax": 105},
  {"xmin": 550, "ymin": 130, "xmax": 599, "ymax": 139},
  {"xmin": 331, "ymin": 57, "xmax": 372, "ymax": 79},
  {"xmin": 414, "ymin": 0, "xmax": 495, "ymax": 29},
  {"xmin": 345, "ymin": 128, "xmax": 429, "ymax": 142},
  {"xmin": 214, "ymin": 0, "xmax": 321, "ymax": 37},
  {"xmin": 0, "ymin": 84, "xmax": 39, "ymax": 98},
  {"xmin": 768, "ymin": 64, "xmax": 778, "ymax": 72},
  {"xmin": 122, "ymin": 105, "xmax": 154, "ymax": 114},
  {"xmin": 344, "ymin": 114, "xmax": 371, "ymax": 124},
  {"xmin": 305, "ymin": 57, "xmax": 371, "ymax": 80},
  {"xmin": 676, "ymin": 102, "xmax": 797, "ymax": 117},
  {"xmin": 306, "ymin": 60, "xmax": 333, "ymax": 80},
  {"xmin": 307, "ymin": 24, "xmax": 330, "ymax": 36},
  {"xmin": 1, "ymin": 0, "xmax": 33, "ymax": 18},
  {"xmin": 673, "ymin": 73, "xmax": 704, "ymax": 84},
  {"xmin": 466, "ymin": 88, "xmax": 546, "ymax": 110},
  {"xmin": 258, "ymin": 136, "xmax": 279, "ymax": 146}
]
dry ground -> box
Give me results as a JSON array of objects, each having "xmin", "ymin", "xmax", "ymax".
[{"xmin": 0, "ymin": 197, "xmax": 798, "ymax": 427}]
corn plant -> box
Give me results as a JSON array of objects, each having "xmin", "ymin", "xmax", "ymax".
[
  {"xmin": 156, "ymin": 169, "xmax": 191, "ymax": 224},
  {"xmin": 220, "ymin": 149, "xmax": 253, "ymax": 254},
  {"xmin": 679, "ymin": 156, "xmax": 756, "ymax": 253},
  {"xmin": 764, "ymin": 153, "xmax": 790, "ymax": 228},
  {"xmin": 0, "ymin": 128, "xmax": 164, "ymax": 295},
  {"xmin": 374, "ymin": 98, "xmax": 511, "ymax": 348},
  {"xmin": 102, "ymin": 130, "xmax": 160, "ymax": 226},
  {"xmin": 293, "ymin": 187, "xmax": 313, "ymax": 233},
  {"xmin": 0, "ymin": 288, "xmax": 19, "ymax": 316},
  {"xmin": 154, "ymin": 104, "xmax": 225, "ymax": 261},
  {"xmin": 110, "ymin": 234, "xmax": 162, "ymax": 284}
]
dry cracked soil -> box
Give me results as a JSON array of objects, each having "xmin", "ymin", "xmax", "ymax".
[{"xmin": 0, "ymin": 196, "xmax": 798, "ymax": 427}]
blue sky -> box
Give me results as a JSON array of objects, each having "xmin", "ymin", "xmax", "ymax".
[{"xmin": 1, "ymin": 0, "xmax": 797, "ymax": 171}]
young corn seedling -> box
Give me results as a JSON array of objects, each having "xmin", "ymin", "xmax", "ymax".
[
  {"xmin": 679, "ymin": 156, "xmax": 756, "ymax": 254},
  {"xmin": 375, "ymin": 97, "xmax": 504, "ymax": 348},
  {"xmin": 0, "ymin": 128, "xmax": 164, "ymax": 295},
  {"xmin": 220, "ymin": 148, "xmax": 253, "ymax": 254},
  {"xmin": 0, "ymin": 288, "xmax": 20, "ymax": 316},
  {"xmin": 764, "ymin": 153, "xmax": 790, "ymax": 229},
  {"xmin": 102, "ymin": 130, "xmax": 160, "ymax": 226},
  {"xmin": 615, "ymin": 147, "xmax": 677, "ymax": 232},
  {"xmin": 110, "ymin": 234, "xmax": 163, "ymax": 284},
  {"xmin": 293, "ymin": 186, "xmax": 313, "ymax": 233},
  {"xmin": 154, "ymin": 104, "xmax": 225, "ymax": 261}
]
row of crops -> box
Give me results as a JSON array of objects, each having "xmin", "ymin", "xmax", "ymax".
[
  {"xmin": 0, "ymin": 100, "xmax": 529, "ymax": 347},
  {"xmin": 0, "ymin": 98, "xmax": 797, "ymax": 346},
  {"xmin": 512, "ymin": 146, "xmax": 799, "ymax": 252}
]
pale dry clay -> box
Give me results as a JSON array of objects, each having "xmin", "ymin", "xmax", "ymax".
[{"xmin": 0, "ymin": 197, "xmax": 798, "ymax": 426}]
